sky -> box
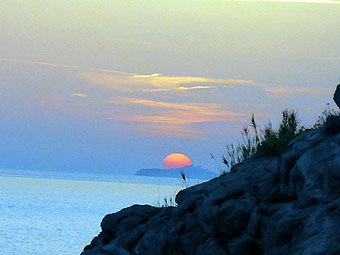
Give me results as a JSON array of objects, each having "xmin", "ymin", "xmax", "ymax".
[{"xmin": 0, "ymin": 0, "xmax": 339, "ymax": 174}]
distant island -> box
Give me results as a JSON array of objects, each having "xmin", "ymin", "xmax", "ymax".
[{"xmin": 134, "ymin": 165, "xmax": 218, "ymax": 180}]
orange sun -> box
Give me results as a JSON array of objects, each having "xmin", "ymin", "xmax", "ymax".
[{"xmin": 162, "ymin": 153, "xmax": 193, "ymax": 169}]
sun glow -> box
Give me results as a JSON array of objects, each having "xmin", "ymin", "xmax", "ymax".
[{"xmin": 162, "ymin": 153, "xmax": 193, "ymax": 169}]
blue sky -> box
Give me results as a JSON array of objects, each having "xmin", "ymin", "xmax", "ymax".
[{"xmin": 0, "ymin": 0, "xmax": 339, "ymax": 174}]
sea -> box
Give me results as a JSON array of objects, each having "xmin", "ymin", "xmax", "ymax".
[{"xmin": 0, "ymin": 169, "xmax": 204, "ymax": 255}]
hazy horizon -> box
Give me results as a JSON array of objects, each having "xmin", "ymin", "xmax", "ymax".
[{"xmin": 1, "ymin": 0, "xmax": 340, "ymax": 174}]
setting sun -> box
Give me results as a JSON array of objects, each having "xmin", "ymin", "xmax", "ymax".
[{"xmin": 162, "ymin": 153, "xmax": 193, "ymax": 169}]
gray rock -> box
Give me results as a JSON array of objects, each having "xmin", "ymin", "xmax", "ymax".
[
  {"xmin": 197, "ymin": 238, "xmax": 228, "ymax": 255},
  {"xmin": 101, "ymin": 205, "xmax": 160, "ymax": 237},
  {"xmin": 227, "ymin": 236, "xmax": 262, "ymax": 255},
  {"xmin": 81, "ymin": 127, "xmax": 340, "ymax": 255},
  {"xmin": 275, "ymin": 212, "xmax": 305, "ymax": 241}
]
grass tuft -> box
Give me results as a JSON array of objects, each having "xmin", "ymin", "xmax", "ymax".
[
  {"xmin": 313, "ymin": 103, "xmax": 340, "ymax": 136},
  {"xmin": 222, "ymin": 104, "xmax": 340, "ymax": 172},
  {"xmin": 223, "ymin": 109, "xmax": 301, "ymax": 172},
  {"xmin": 256, "ymin": 110, "xmax": 300, "ymax": 157},
  {"xmin": 157, "ymin": 195, "xmax": 177, "ymax": 208},
  {"xmin": 313, "ymin": 103, "xmax": 339, "ymax": 129}
]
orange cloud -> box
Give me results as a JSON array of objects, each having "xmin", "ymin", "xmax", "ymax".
[
  {"xmin": 71, "ymin": 93, "xmax": 88, "ymax": 97},
  {"xmin": 143, "ymin": 88, "xmax": 169, "ymax": 92},
  {"xmin": 80, "ymin": 71, "xmax": 256, "ymax": 92},
  {"xmin": 177, "ymin": 85, "xmax": 215, "ymax": 90},
  {"xmin": 1, "ymin": 57, "xmax": 255, "ymax": 93},
  {"xmin": 114, "ymin": 97, "xmax": 242, "ymax": 118},
  {"xmin": 97, "ymin": 97, "xmax": 245, "ymax": 138},
  {"xmin": 4, "ymin": 57, "xmax": 258, "ymax": 138}
]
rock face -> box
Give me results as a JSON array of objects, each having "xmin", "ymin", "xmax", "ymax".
[
  {"xmin": 334, "ymin": 84, "xmax": 340, "ymax": 108},
  {"xmin": 82, "ymin": 129, "xmax": 340, "ymax": 255}
]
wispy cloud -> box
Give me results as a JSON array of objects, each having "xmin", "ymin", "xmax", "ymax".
[
  {"xmin": 114, "ymin": 97, "xmax": 242, "ymax": 119},
  {"xmin": 177, "ymin": 85, "xmax": 215, "ymax": 90},
  {"xmin": 0, "ymin": 58, "xmax": 256, "ymax": 92},
  {"xmin": 71, "ymin": 93, "xmax": 88, "ymax": 97},
  {"xmin": 0, "ymin": 57, "xmax": 135, "ymax": 75},
  {"xmin": 143, "ymin": 88, "xmax": 169, "ymax": 93},
  {"xmin": 1, "ymin": 57, "xmax": 255, "ymax": 93},
  {"xmin": 98, "ymin": 97, "xmax": 246, "ymax": 138},
  {"xmin": 80, "ymin": 71, "xmax": 255, "ymax": 93},
  {"xmin": 3, "ymin": 57, "xmax": 257, "ymax": 137}
]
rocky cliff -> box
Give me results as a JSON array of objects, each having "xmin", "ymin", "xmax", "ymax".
[{"xmin": 81, "ymin": 128, "xmax": 340, "ymax": 255}]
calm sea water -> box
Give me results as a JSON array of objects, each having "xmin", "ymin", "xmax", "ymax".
[{"xmin": 0, "ymin": 170, "xmax": 199, "ymax": 255}]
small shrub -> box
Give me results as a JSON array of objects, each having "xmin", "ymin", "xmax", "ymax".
[
  {"xmin": 222, "ymin": 104, "xmax": 340, "ymax": 172},
  {"xmin": 322, "ymin": 115, "xmax": 340, "ymax": 136},
  {"xmin": 223, "ymin": 109, "xmax": 301, "ymax": 171},
  {"xmin": 256, "ymin": 110, "xmax": 300, "ymax": 157},
  {"xmin": 312, "ymin": 103, "xmax": 340, "ymax": 136},
  {"xmin": 314, "ymin": 103, "xmax": 340, "ymax": 128}
]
